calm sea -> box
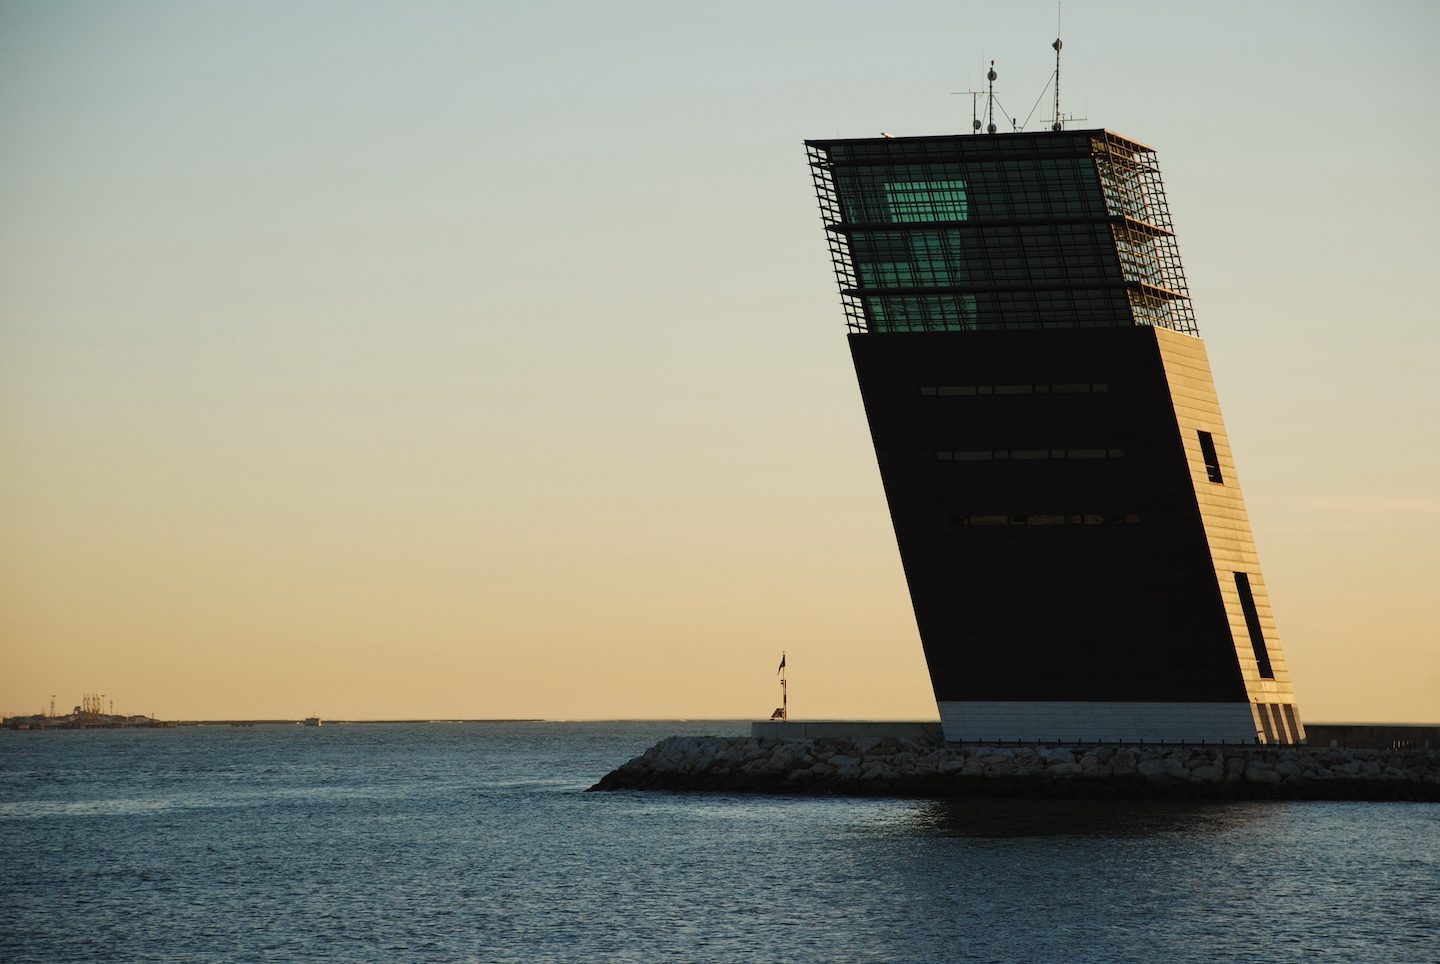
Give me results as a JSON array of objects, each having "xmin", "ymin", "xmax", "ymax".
[{"xmin": 1, "ymin": 722, "xmax": 1436, "ymax": 962}]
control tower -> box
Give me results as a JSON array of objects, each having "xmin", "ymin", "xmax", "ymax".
[{"xmin": 806, "ymin": 129, "xmax": 1304, "ymax": 744}]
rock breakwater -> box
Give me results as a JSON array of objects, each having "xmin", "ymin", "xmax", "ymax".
[{"xmin": 589, "ymin": 736, "xmax": 1440, "ymax": 801}]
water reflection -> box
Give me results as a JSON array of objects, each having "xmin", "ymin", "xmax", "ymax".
[{"xmin": 897, "ymin": 797, "xmax": 1282, "ymax": 839}]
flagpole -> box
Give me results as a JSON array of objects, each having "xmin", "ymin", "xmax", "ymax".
[
  {"xmin": 781, "ymin": 652, "xmax": 787, "ymax": 721},
  {"xmin": 773, "ymin": 652, "xmax": 788, "ymax": 721}
]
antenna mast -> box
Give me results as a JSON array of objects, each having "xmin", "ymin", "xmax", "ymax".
[
  {"xmin": 949, "ymin": 76, "xmax": 986, "ymax": 134},
  {"xmin": 1051, "ymin": 37, "xmax": 1064, "ymax": 130},
  {"xmin": 986, "ymin": 61, "xmax": 998, "ymax": 133},
  {"xmin": 1052, "ymin": 3, "xmax": 1064, "ymax": 131}
]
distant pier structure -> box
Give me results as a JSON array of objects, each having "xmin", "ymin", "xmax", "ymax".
[
  {"xmin": 4, "ymin": 692, "xmax": 174, "ymax": 730},
  {"xmin": 806, "ymin": 124, "xmax": 1304, "ymax": 745}
]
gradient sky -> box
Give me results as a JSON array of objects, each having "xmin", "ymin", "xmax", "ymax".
[{"xmin": 2, "ymin": 0, "xmax": 1437, "ymax": 722}]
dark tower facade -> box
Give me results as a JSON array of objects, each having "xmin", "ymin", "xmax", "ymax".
[{"xmin": 807, "ymin": 130, "xmax": 1304, "ymax": 745}]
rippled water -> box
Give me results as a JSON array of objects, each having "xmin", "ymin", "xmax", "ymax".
[{"xmin": 2, "ymin": 722, "xmax": 1436, "ymax": 961}]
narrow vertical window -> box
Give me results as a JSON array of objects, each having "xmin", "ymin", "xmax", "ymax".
[
  {"xmin": 1234, "ymin": 572, "xmax": 1274, "ymax": 679},
  {"xmin": 1270, "ymin": 705, "xmax": 1293, "ymax": 744},
  {"xmin": 1197, "ymin": 431, "xmax": 1223, "ymax": 483},
  {"xmin": 1281, "ymin": 704, "xmax": 1301, "ymax": 743},
  {"xmin": 1256, "ymin": 705, "xmax": 1276, "ymax": 743}
]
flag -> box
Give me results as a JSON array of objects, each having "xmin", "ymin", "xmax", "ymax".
[{"xmin": 777, "ymin": 653, "xmax": 786, "ymax": 674}]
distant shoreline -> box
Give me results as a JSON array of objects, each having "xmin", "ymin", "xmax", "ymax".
[
  {"xmin": 179, "ymin": 719, "xmax": 547, "ymax": 726},
  {"xmin": 3, "ymin": 718, "xmax": 549, "ymax": 730}
]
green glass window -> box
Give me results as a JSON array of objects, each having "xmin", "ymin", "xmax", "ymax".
[
  {"xmin": 865, "ymin": 294, "xmax": 978, "ymax": 332},
  {"xmin": 852, "ymin": 231, "xmax": 966, "ymax": 290},
  {"xmin": 884, "ymin": 180, "xmax": 968, "ymax": 222}
]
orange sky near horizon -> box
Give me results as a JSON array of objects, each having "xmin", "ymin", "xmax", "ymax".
[{"xmin": 2, "ymin": 1, "xmax": 1437, "ymax": 724}]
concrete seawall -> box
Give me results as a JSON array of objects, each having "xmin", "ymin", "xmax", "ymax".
[
  {"xmin": 749, "ymin": 721, "xmax": 942, "ymax": 743},
  {"xmin": 1303, "ymin": 723, "xmax": 1438, "ymax": 750},
  {"xmin": 589, "ymin": 735, "xmax": 1440, "ymax": 801}
]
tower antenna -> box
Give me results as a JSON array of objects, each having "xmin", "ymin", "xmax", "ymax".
[
  {"xmin": 986, "ymin": 60, "xmax": 998, "ymax": 134},
  {"xmin": 1051, "ymin": 8, "xmax": 1064, "ymax": 131},
  {"xmin": 950, "ymin": 75, "xmax": 986, "ymax": 134}
]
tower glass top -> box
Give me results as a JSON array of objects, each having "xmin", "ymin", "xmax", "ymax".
[{"xmin": 806, "ymin": 130, "xmax": 1197, "ymax": 335}]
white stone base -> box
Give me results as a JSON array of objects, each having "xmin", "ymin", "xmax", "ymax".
[{"xmin": 938, "ymin": 700, "xmax": 1259, "ymax": 745}]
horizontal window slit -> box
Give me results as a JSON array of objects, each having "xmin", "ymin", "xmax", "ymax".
[
  {"xmin": 935, "ymin": 448, "xmax": 1127, "ymax": 461},
  {"xmin": 920, "ymin": 381, "xmax": 1112, "ymax": 397},
  {"xmin": 948, "ymin": 512, "xmax": 1142, "ymax": 528}
]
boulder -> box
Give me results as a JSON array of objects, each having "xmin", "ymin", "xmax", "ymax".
[{"xmin": 1245, "ymin": 763, "xmax": 1281, "ymax": 785}]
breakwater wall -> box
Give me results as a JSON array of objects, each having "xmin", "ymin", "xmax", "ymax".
[
  {"xmin": 589, "ymin": 735, "xmax": 1440, "ymax": 801},
  {"xmin": 1303, "ymin": 723, "xmax": 1438, "ymax": 750}
]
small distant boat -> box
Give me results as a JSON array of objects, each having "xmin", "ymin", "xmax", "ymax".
[{"xmin": 303, "ymin": 716, "xmax": 322, "ymax": 727}]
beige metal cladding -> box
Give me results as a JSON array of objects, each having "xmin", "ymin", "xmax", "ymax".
[{"xmin": 1153, "ymin": 327, "xmax": 1305, "ymax": 743}]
